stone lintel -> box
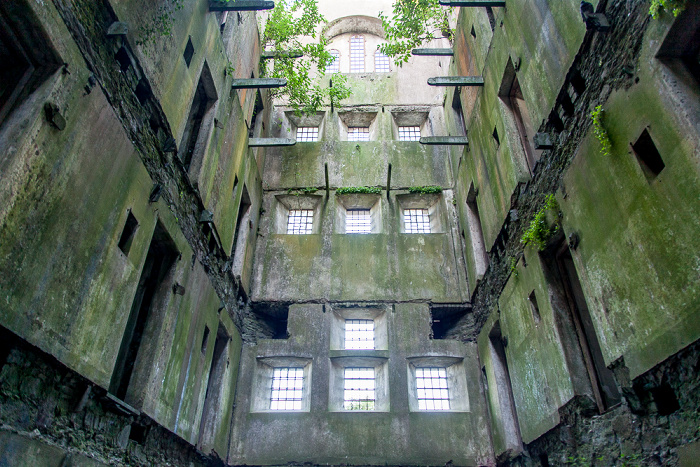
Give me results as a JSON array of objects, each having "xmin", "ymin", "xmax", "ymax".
[
  {"xmin": 412, "ymin": 48, "xmax": 455, "ymax": 56},
  {"xmin": 231, "ymin": 78, "xmax": 287, "ymax": 89},
  {"xmin": 248, "ymin": 138, "xmax": 296, "ymax": 147},
  {"xmin": 420, "ymin": 136, "xmax": 469, "ymax": 145},
  {"xmin": 427, "ymin": 76, "xmax": 484, "ymax": 86},
  {"xmin": 439, "ymin": 0, "xmax": 506, "ymax": 6},
  {"xmin": 209, "ymin": 0, "xmax": 275, "ymax": 11}
]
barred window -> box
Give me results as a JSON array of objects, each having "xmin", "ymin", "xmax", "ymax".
[
  {"xmin": 326, "ymin": 49, "xmax": 340, "ymax": 73},
  {"xmin": 404, "ymin": 208, "xmax": 431, "ymax": 233},
  {"xmin": 344, "ymin": 367, "xmax": 375, "ymax": 410},
  {"xmin": 287, "ymin": 209, "xmax": 314, "ymax": 234},
  {"xmin": 398, "ymin": 126, "xmax": 421, "ymax": 141},
  {"xmin": 350, "ymin": 35, "xmax": 365, "ymax": 73},
  {"xmin": 270, "ymin": 367, "xmax": 304, "ymax": 411},
  {"xmin": 345, "ymin": 319, "xmax": 374, "ymax": 349},
  {"xmin": 348, "ymin": 127, "xmax": 370, "ymax": 141},
  {"xmin": 346, "ymin": 209, "xmax": 371, "ymax": 233},
  {"xmin": 296, "ymin": 127, "xmax": 319, "ymax": 142},
  {"xmin": 415, "ymin": 367, "xmax": 450, "ymax": 410},
  {"xmin": 374, "ymin": 50, "xmax": 391, "ymax": 72}
]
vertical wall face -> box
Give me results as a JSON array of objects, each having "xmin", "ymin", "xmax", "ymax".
[{"xmin": 0, "ymin": 0, "xmax": 263, "ymax": 464}]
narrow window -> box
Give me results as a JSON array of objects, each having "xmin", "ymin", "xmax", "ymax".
[
  {"xmin": 270, "ymin": 367, "xmax": 304, "ymax": 410},
  {"xmin": 374, "ymin": 50, "xmax": 391, "ymax": 72},
  {"xmin": 115, "ymin": 46, "xmax": 131, "ymax": 72},
  {"xmin": 217, "ymin": 11, "xmax": 228, "ymax": 35},
  {"xmin": 398, "ymin": 126, "xmax": 421, "ymax": 141},
  {"xmin": 179, "ymin": 63, "xmax": 217, "ymax": 171},
  {"xmin": 452, "ymin": 89, "xmax": 466, "ymax": 136},
  {"xmin": 345, "ymin": 319, "xmax": 374, "ymax": 349},
  {"xmin": 492, "ymin": 126, "xmax": 500, "ymax": 147},
  {"xmin": 632, "ymin": 129, "xmax": 665, "ymax": 181},
  {"xmin": 466, "ymin": 184, "xmax": 488, "ymax": 276},
  {"xmin": 347, "ymin": 127, "xmax": 370, "ymax": 141},
  {"xmin": 528, "ymin": 290, "xmax": 541, "ymax": 323},
  {"xmin": 346, "ymin": 209, "xmax": 371, "ymax": 234},
  {"xmin": 296, "ymin": 127, "xmax": 319, "ymax": 142},
  {"xmin": 404, "ymin": 208, "xmax": 431, "ymax": 233},
  {"xmin": 249, "ymin": 90, "xmax": 264, "ymax": 138},
  {"xmin": 287, "ymin": 209, "xmax": 314, "ymax": 234},
  {"xmin": 135, "ymin": 78, "xmax": 151, "ymax": 105},
  {"xmin": 326, "ymin": 49, "xmax": 340, "ymax": 73},
  {"xmin": 350, "ymin": 35, "xmax": 365, "ymax": 73},
  {"xmin": 183, "ymin": 37, "xmax": 195, "ymax": 67},
  {"xmin": 118, "ymin": 211, "xmax": 139, "ymax": 256},
  {"xmin": 201, "ymin": 325, "xmax": 210, "ymax": 355},
  {"xmin": 197, "ymin": 324, "xmax": 230, "ymax": 448},
  {"xmin": 470, "ymin": 26, "xmax": 477, "ymax": 38},
  {"xmin": 416, "ymin": 367, "xmax": 450, "ymax": 410},
  {"xmin": 485, "ymin": 7, "xmax": 496, "ymax": 31},
  {"xmin": 344, "ymin": 367, "xmax": 375, "ymax": 410}
]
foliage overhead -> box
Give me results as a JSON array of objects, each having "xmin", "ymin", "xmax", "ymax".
[
  {"xmin": 260, "ymin": 0, "xmax": 352, "ymax": 115},
  {"xmin": 378, "ymin": 0, "xmax": 452, "ymax": 65},
  {"xmin": 649, "ymin": 0, "xmax": 686, "ymax": 18},
  {"xmin": 336, "ymin": 186, "xmax": 382, "ymax": 195}
]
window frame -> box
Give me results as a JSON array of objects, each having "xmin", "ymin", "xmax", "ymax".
[
  {"xmin": 329, "ymin": 356, "xmax": 389, "ymax": 412},
  {"xmin": 251, "ymin": 357, "xmax": 312, "ymax": 413},
  {"xmin": 296, "ymin": 126, "xmax": 319, "ymax": 142},
  {"xmin": 374, "ymin": 49, "xmax": 391, "ymax": 72},
  {"xmin": 326, "ymin": 49, "xmax": 340, "ymax": 73},
  {"xmin": 350, "ymin": 35, "xmax": 365, "ymax": 73},
  {"xmin": 407, "ymin": 357, "xmax": 469, "ymax": 412}
]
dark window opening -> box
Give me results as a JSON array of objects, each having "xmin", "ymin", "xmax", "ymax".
[
  {"xmin": 539, "ymin": 453, "xmax": 550, "ymax": 467},
  {"xmin": 451, "ymin": 88, "xmax": 467, "ymax": 136},
  {"xmin": 118, "ymin": 211, "xmax": 139, "ymax": 256},
  {"xmin": 430, "ymin": 304, "xmax": 470, "ymax": 339},
  {"xmin": 115, "ymin": 46, "xmax": 131, "ymax": 72},
  {"xmin": 249, "ymin": 89, "xmax": 264, "ymax": 138},
  {"xmin": 184, "ymin": 37, "xmax": 195, "ymax": 67},
  {"xmin": 470, "ymin": 26, "xmax": 477, "ymax": 38},
  {"xmin": 179, "ymin": 63, "xmax": 217, "ymax": 171},
  {"xmin": 232, "ymin": 185, "xmax": 252, "ymax": 259},
  {"xmin": 201, "ymin": 325, "xmax": 210, "ymax": 355},
  {"xmin": 569, "ymin": 70, "xmax": 586, "ymax": 96},
  {"xmin": 197, "ymin": 323, "xmax": 230, "ymax": 449},
  {"xmin": 110, "ymin": 221, "xmax": 178, "ymax": 402},
  {"xmin": 488, "ymin": 322, "xmax": 522, "ymax": 453},
  {"xmin": 651, "ymin": 382, "xmax": 680, "ymax": 415},
  {"xmin": 129, "ymin": 423, "xmax": 149, "ymax": 444},
  {"xmin": 528, "ymin": 290, "xmax": 541, "ymax": 323},
  {"xmin": 657, "ymin": 2, "xmax": 700, "ymax": 86},
  {"xmin": 251, "ymin": 302, "xmax": 290, "ymax": 339},
  {"xmin": 548, "ymin": 109, "xmax": 565, "ymax": 132},
  {"xmin": 485, "ymin": 7, "xmax": 496, "ymax": 32},
  {"xmin": 135, "ymin": 78, "xmax": 151, "ymax": 105},
  {"xmin": 492, "ymin": 126, "xmax": 500, "ymax": 146},
  {"xmin": 0, "ymin": 8, "xmax": 61, "ymax": 126},
  {"xmin": 632, "ymin": 129, "xmax": 665, "ymax": 181}
]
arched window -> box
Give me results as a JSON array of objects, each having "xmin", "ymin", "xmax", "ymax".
[
  {"xmin": 350, "ymin": 35, "xmax": 365, "ymax": 73},
  {"xmin": 374, "ymin": 50, "xmax": 390, "ymax": 72},
  {"xmin": 326, "ymin": 49, "xmax": 340, "ymax": 73}
]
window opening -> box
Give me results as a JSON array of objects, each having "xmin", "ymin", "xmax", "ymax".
[
  {"xmin": 492, "ymin": 126, "xmax": 500, "ymax": 146},
  {"xmin": 287, "ymin": 209, "xmax": 314, "ymax": 234},
  {"xmin": 270, "ymin": 367, "xmax": 304, "ymax": 410},
  {"xmin": 232, "ymin": 185, "xmax": 252, "ymax": 277},
  {"xmin": 485, "ymin": 7, "xmax": 496, "ymax": 31},
  {"xmin": 346, "ymin": 209, "xmax": 371, "ymax": 234},
  {"xmin": 398, "ymin": 126, "xmax": 421, "ymax": 141},
  {"xmin": 345, "ymin": 319, "xmax": 374, "ymax": 349},
  {"xmin": 650, "ymin": 382, "xmax": 680, "ymax": 416},
  {"xmin": 451, "ymin": 89, "xmax": 466, "ymax": 136},
  {"xmin": 135, "ymin": 78, "xmax": 151, "ymax": 105},
  {"xmin": 348, "ymin": 127, "xmax": 370, "ymax": 141},
  {"xmin": 415, "ymin": 367, "xmax": 450, "ymax": 410},
  {"xmin": 350, "ymin": 35, "xmax": 365, "ymax": 73},
  {"xmin": 404, "ymin": 208, "xmax": 431, "ymax": 233},
  {"xmin": 632, "ymin": 129, "xmax": 665, "ymax": 181},
  {"xmin": 528, "ymin": 290, "xmax": 541, "ymax": 323},
  {"xmin": 217, "ymin": 11, "xmax": 228, "ymax": 34},
  {"xmin": 184, "ymin": 37, "xmax": 195, "ymax": 67},
  {"xmin": 488, "ymin": 322, "xmax": 523, "ymax": 450},
  {"xmin": 470, "ymin": 25, "xmax": 477, "ymax": 38},
  {"xmin": 326, "ymin": 49, "xmax": 340, "ymax": 73},
  {"xmin": 249, "ymin": 90, "xmax": 264, "ymax": 138},
  {"xmin": 296, "ymin": 127, "xmax": 319, "ymax": 142},
  {"xmin": 179, "ymin": 63, "xmax": 217, "ymax": 171},
  {"xmin": 466, "ymin": 184, "xmax": 488, "ymax": 277},
  {"xmin": 344, "ymin": 367, "xmax": 375, "ymax": 410},
  {"xmin": 201, "ymin": 325, "xmax": 210, "ymax": 355},
  {"xmin": 118, "ymin": 211, "xmax": 139, "ymax": 256},
  {"xmin": 115, "ymin": 46, "xmax": 131, "ymax": 72},
  {"xmin": 197, "ymin": 324, "xmax": 230, "ymax": 447},
  {"xmin": 110, "ymin": 221, "xmax": 178, "ymax": 401},
  {"xmin": 374, "ymin": 50, "xmax": 391, "ymax": 72}
]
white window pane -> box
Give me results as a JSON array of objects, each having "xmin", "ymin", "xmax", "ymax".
[
  {"xmin": 404, "ymin": 208, "xmax": 431, "ymax": 233},
  {"xmin": 350, "ymin": 36, "xmax": 365, "ymax": 73},
  {"xmin": 398, "ymin": 126, "xmax": 421, "ymax": 141},
  {"xmin": 375, "ymin": 50, "xmax": 390, "ymax": 72},
  {"xmin": 287, "ymin": 209, "xmax": 314, "ymax": 234},
  {"xmin": 348, "ymin": 127, "xmax": 370, "ymax": 141},
  {"xmin": 326, "ymin": 49, "xmax": 340, "ymax": 73},
  {"xmin": 270, "ymin": 366, "xmax": 304, "ymax": 410},
  {"xmin": 296, "ymin": 127, "xmax": 319, "ymax": 142},
  {"xmin": 415, "ymin": 367, "xmax": 450, "ymax": 411},
  {"xmin": 346, "ymin": 209, "xmax": 372, "ymax": 234}
]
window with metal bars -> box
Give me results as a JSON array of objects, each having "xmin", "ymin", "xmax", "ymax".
[
  {"xmin": 398, "ymin": 126, "xmax": 421, "ymax": 141},
  {"xmin": 415, "ymin": 367, "xmax": 450, "ymax": 410},
  {"xmin": 344, "ymin": 367, "xmax": 375, "ymax": 410},
  {"xmin": 350, "ymin": 36, "xmax": 365, "ymax": 73},
  {"xmin": 345, "ymin": 319, "xmax": 374, "ymax": 349},
  {"xmin": 346, "ymin": 209, "xmax": 371, "ymax": 233},
  {"xmin": 374, "ymin": 50, "xmax": 391, "ymax": 72},
  {"xmin": 296, "ymin": 127, "xmax": 319, "ymax": 142},
  {"xmin": 348, "ymin": 127, "xmax": 370, "ymax": 141},
  {"xmin": 326, "ymin": 49, "xmax": 340, "ymax": 73},
  {"xmin": 287, "ymin": 209, "xmax": 314, "ymax": 234},
  {"xmin": 404, "ymin": 208, "xmax": 431, "ymax": 233},
  {"xmin": 270, "ymin": 367, "xmax": 304, "ymax": 410}
]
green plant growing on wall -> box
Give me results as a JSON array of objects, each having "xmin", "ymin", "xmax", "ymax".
[
  {"xmin": 649, "ymin": 0, "xmax": 686, "ymax": 18},
  {"xmin": 336, "ymin": 186, "xmax": 382, "ymax": 195},
  {"xmin": 137, "ymin": 0, "xmax": 185, "ymax": 49},
  {"xmin": 288, "ymin": 187, "xmax": 319, "ymax": 195},
  {"xmin": 260, "ymin": 0, "xmax": 352, "ymax": 115},
  {"xmin": 378, "ymin": 0, "xmax": 453, "ymax": 65},
  {"xmin": 520, "ymin": 194, "xmax": 559, "ymax": 251},
  {"xmin": 590, "ymin": 105, "xmax": 612, "ymax": 157},
  {"xmin": 509, "ymin": 256, "xmax": 519, "ymax": 278},
  {"xmin": 408, "ymin": 185, "xmax": 442, "ymax": 194}
]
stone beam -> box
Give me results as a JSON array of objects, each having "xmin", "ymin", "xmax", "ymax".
[
  {"xmin": 412, "ymin": 48, "xmax": 454, "ymax": 56},
  {"xmin": 209, "ymin": 0, "xmax": 275, "ymax": 11},
  {"xmin": 439, "ymin": 0, "xmax": 506, "ymax": 6},
  {"xmin": 427, "ymin": 76, "xmax": 484, "ymax": 86},
  {"xmin": 419, "ymin": 136, "xmax": 469, "ymax": 145},
  {"xmin": 261, "ymin": 50, "xmax": 303, "ymax": 59},
  {"xmin": 248, "ymin": 138, "xmax": 296, "ymax": 147},
  {"xmin": 231, "ymin": 78, "xmax": 287, "ymax": 89}
]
